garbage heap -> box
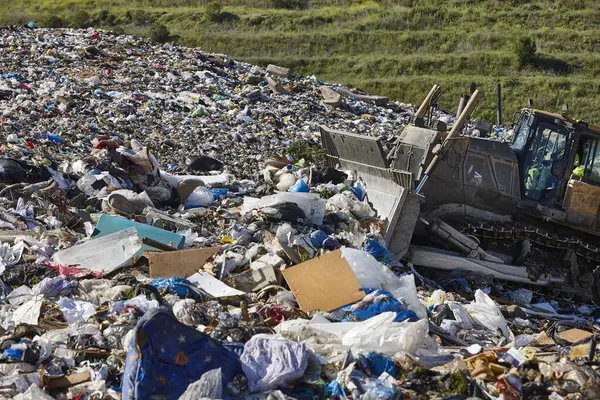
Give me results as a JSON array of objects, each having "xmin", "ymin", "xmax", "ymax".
[{"xmin": 0, "ymin": 26, "xmax": 598, "ymax": 400}]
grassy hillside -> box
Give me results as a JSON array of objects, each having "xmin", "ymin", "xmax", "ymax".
[{"xmin": 3, "ymin": 0, "xmax": 600, "ymax": 123}]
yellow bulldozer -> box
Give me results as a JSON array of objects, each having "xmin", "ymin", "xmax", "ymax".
[{"xmin": 321, "ymin": 85, "xmax": 600, "ymax": 303}]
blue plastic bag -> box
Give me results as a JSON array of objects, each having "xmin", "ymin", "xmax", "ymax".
[
  {"xmin": 289, "ymin": 179, "xmax": 310, "ymax": 193},
  {"xmin": 363, "ymin": 239, "xmax": 393, "ymax": 263},
  {"xmin": 351, "ymin": 182, "xmax": 366, "ymax": 201},
  {"xmin": 343, "ymin": 289, "xmax": 417, "ymax": 323},
  {"xmin": 47, "ymin": 134, "xmax": 62, "ymax": 144},
  {"xmin": 361, "ymin": 353, "xmax": 397, "ymax": 377},
  {"xmin": 309, "ymin": 230, "xmax": 328, "ymax": 248},
  {"xmin": 122, "ymin": 308, "xmax": 241, "ymax": 400},
  {"xmin": 3, "ymin": 348, "xmax": 23, "ymax": 360},
  {"xmin": 150, "ymin": 277, "xmax": 200, "ymax": 298},
  {"xmin": 324, "ymin": 380, "xmax": 346, "ymax": 397},
  {"xmin": 211, "ymin": 188, "xmax": 229, "ymax": 200}
]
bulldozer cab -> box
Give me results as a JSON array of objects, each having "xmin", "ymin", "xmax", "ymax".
[
  {"xmin": 511, "ymin": 109, "xmax": 573, "ymax": 206},
  {"xmin": 511, "ymin": 109, "xmax": 600, "ymax": 231}
]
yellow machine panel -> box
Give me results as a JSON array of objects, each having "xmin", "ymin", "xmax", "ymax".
[{"xmin": 564, "ymin": 178, "xmax": 600, "ymax": 229}]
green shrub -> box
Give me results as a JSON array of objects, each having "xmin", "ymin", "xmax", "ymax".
[
  {"xmin": 205, "ymin": 1, "xmax": 223, "ymax": 22},
  {"xmin": 150, "ymin": 22, "xmax": 171, "ymax": 43},
  {"xmin": 105, "ymin": 13, "xmax": 117, "ymax": 25},
  {"xmin": 96, "ymin": 10, "xmax": 117, "ymax": 25},
  {"xmin": 286, "ymin": 140, "xmax": 326, "ymax": 165},
  {"xmin": 270, "ymin": 0, "xmax": 308, "ymax": 9},
  {"xmin": 70, "ymin": 10, "xmax": 91, "ymax": 28},
  {"xmin": 132, "ymin": 10, "xmax": 148, "ymax": 25},
  {"xmin": 97, "ymin": 9, "xmax": 109, "ymax": 21},
  {"xmin": 514, "ymin": 36, "xmax": 537, "ymax": 67},
  {"xmin": 40, "ymin": 15, "xmax": 68, "ymax": 28}
]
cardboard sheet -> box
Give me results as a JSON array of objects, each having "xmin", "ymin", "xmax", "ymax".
[
  {"xmin": 282, "ymin": 249, "xmax": 364, "ymax": 312},
  {"xmin": 42, "ymin": 371, "xmax": 91, "ymax": 389},
  {"xmin": 535, "ymin": 331, "xmax": 556, "ymax": 346},
  {"xmin": 556, "ymin": 328, "xmax": 593, "ymax": 344},
  {"xmin": 570, "ymin": 342, "xmax": 592, "ymax": 360},
  {"xmin": 146, "ymin": 247, "xmax": 220, "ymax": 278}
]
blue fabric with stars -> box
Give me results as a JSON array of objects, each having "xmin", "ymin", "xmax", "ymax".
[{"xmin": 122, "ymin": 308, "xmax": 242, "ymax": 400}]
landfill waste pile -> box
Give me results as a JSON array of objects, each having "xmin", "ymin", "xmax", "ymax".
[{"xmin": 0, "ymin": 25, "xmax": 598, "ymax": 400}]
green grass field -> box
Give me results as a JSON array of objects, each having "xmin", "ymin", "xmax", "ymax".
[{"xmin": 3, "ymin": 0, "xmax": 600, "ymax": 123}]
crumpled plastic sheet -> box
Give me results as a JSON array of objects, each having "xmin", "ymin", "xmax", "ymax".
[
  {"xmin": 341, "ymin": 312, "xmax": 429, "ymax": 355},
  {"xmin": 464, "ymin": 289, "xmax": 514, "ymax": 342},
  {"xmin": 172, "ymin": 298, "xmax": 208, "ymax": 326},
  {"xmin": 17, "ymin": 237, "xmax": 54, "ymax": 264},
  {"xmin": 0, "ymin": 241, "xmax": 25, "ymax": 271},
  {"xmin": 6, "ymin": 285, "xmax": 34, "ymax": 306},
  {"xmin": 362, "ymin": 372, "xmax": 398, "ymax": 400},
  {"xmin": 8, "ymin": 384, "xmax": 47, "ymax": 400},
  {"xmin": 57, "ymin": 297, "xmax": 97, "ymax": 324},
  {"xmin": 341, "ymin": 247, "xmax": 427, "ymax": 319},
  {"xmin": 110, "ymin": 295, "xmax": 160, "ymax": 315},
  {"xmin": 240, "ymin": 334, "xmax": 309, "ymax": 393},
  {"xmin": 178, "ymin": 368, "xmax": 223, "ymax": 400},
  {"xmin": 12, "ymin": 295, "xmax": 44, "ymax": 325},
  {"xmin": 32, "ymin": 276, "xmax": 77, "ymax": 297},
  {"xmin": 15, "ymin": 198, "xmax": 35, "ymax": 220}
]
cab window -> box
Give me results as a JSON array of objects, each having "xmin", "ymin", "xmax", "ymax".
[
  {"xmin": 523, "ymin": 121, "xmax": 569, "ymax": 202},
  {"xmin": 575, "ymin": 137, "xmax": 600, "ymax": 182}
]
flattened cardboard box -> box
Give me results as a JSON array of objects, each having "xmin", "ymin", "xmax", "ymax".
[
  {"xmin": 146, "ymin": 247, "xmax": 220, "ymax": 278},
  {"xmin": 283, "ymin": 249, "xmax": 365, "ymax": 312}
]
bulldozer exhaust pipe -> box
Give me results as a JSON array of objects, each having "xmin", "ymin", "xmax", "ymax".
[
  {"xmin": 446, "ymin": 89, "xmax": 482, "ymax": 141},
  {"xmin": 416, "ymin": 85, "xmax": 441, "ymax": 119},
  {"xmin": 496, "ymin": 82, "xmax": 502, "ymax": 126},
  {"xmin": 456, "ymin": 95, "xmax": 468, "ymax": 117}
]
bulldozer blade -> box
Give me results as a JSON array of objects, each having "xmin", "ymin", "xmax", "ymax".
[{"xmin": 320, "ymin": 125, "xmax": 416, "ymax": 257}]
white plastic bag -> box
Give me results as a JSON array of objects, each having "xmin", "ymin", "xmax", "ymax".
[
  {"xmin": 14, "ymin": 384, "xmax": 54, "ymax": 400},
  {"xmin": 0, "ymin": 241, "xmax": 24, "ymax": 270},
  {"xmin": 178, "ymin": 368, "xmax": 222, "ymax": 400},
  {"xmin": 326, "ymin": 192, "xmax": 375, "ymax": 219},
  {"xmin": 427, "ymin": 290, "xmax": 447, "ymax": 308},
  {"xmin": 184, "ymin": 186, "xmax": 214, "ymax": 209},
  {"xmin": 464, "ymin": 289, "xmax": 514, "ymax": 342},
  {"xmin": 276, "ymin": 173, "xmax": 296, "ymax": 192},
  {"xmin": 13, "ymin": 296, "xmax": 43, "ymax": 325},
  {"xmin": 447, "ymin": 302, "xmax": 474, "ymax": 329},
  {"xmin": 240, "ymin": 334, "xmax": 309, "ymax": 393},
  {"xmin": 6, "ymin": 286, "xmax": 33, "ymax": 306},
  {"xmin": 57, "ymin": 297, "xmax": 97, "ymax": 324},
  {"xmin": 341, "ymin": 248, "xmax": 427, "ymax": 319},
  {"xmin": 341, "ymin": 312, "xmax": 428, "ymax": 355}
]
